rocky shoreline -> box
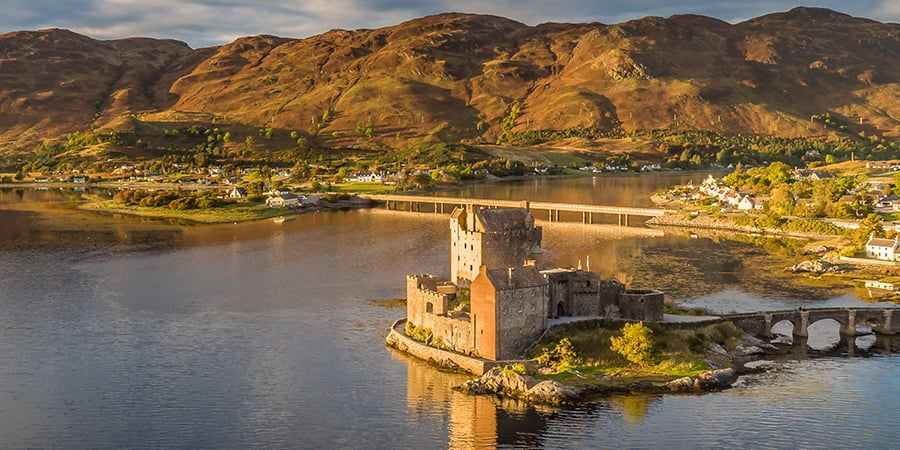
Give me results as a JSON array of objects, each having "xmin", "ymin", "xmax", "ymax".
[
  {"xmin": 454, "ymin": 333, "xmax": 779, "ymax": 405},
  {"xmin": 646, "ymin": 213, "xmax": 838, "ymax": 240}
]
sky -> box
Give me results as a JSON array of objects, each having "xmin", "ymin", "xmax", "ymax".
[{"xmin": 2, "ymin": 0, "xmax": 899, "ymax": 48}]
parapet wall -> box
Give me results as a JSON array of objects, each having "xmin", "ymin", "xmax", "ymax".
[
  {"xmin": 386, "ymin": 319, "xmax": 529, "ymax": 376},
  {"xmin": 406, "ymin": 274, "xmax": 454, "ymax": 326},
  {"xmin": 422, "ymin": 313, "xmax": 474, "ymax": 355}
]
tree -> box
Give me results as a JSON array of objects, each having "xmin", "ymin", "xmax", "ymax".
[
  {"xmin": 610, "ymin": 322, "xmax": 654, "ymax": 367},
  {"xmin": 767, "ymin": 186, "xmax": 795, "ymax": 217},
  {"xmin": 291, "ymin": 160, "xmax": 311, "ymax": 181},
  {"xmin": 335, "ymin": 166, "xmax": 350, "ymax": 182},
  {"xmin": 892, "ymin": 171, "xmax": 900, "ymax": 196},
  {"xmin": 259, "ymin": 165, "xmax": 273, "ymax": 185},
  {"xmin": 854, "ymin": 213, "xmax": 884, "ymax": 245}
]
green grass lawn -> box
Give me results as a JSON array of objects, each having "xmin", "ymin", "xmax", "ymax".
[
  {"xmin": 84, "ymin": 201, "xmax": 289, "ymax": 223},
  {"xmin": 528, "ymin": 320, "xmax": 743, "ymax": 384}
]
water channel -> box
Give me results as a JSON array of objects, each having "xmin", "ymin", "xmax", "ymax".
[{"xmin": 0, "ymin": 175, "xmax": 897, "ymax": 448}]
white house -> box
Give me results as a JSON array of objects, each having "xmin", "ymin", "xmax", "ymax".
[
  {"xmin": 737, "ymin": 196, "xmax": 756, "ymax": 211},
  {"xmin": 346, "ymin": 171, "xmax": 386, "ymax": 183},
  {"xmin": 865, "ymin": 235, "xmax": 900, "ymax": 261},
  {"xmin": 266, "ymin": 192, "xmax": 300, "ymax": 208},
  {"xmin": 228, "ymin": 187, "xmax": 247, "ymax": 199}
]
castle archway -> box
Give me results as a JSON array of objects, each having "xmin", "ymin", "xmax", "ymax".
[{"xmin": 557, "ymin": 302, "xmax": 565, "ymax": 318}]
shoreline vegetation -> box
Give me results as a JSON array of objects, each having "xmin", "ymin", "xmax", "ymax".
[
  {"xmin": 80, "ymin": 195, "xmax": 377, "ymax": 224},
  {"xmin": 649, "ymin": 161, "xmax": 900, "ymax": 303}
]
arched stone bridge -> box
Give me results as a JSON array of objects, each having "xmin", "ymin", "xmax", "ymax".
[{"xmin": 722, "ymin": 307, "xmax": 897, "ymax": 338}]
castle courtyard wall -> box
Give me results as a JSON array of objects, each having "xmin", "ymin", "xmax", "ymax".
[
  {"xmin": 386, "ymin": 319, "xmax": 532, "ymax": 376},
  {"xmin": 495, "ymin": 285, "xmax": 547, "ymax": 360}
]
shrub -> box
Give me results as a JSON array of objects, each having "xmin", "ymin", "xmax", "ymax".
[
  {"xmin": 404, "ymin": 322, "xmax": 433, "ymax": 344},
  {"xmin": 535, "ymin": 337, "xmax": 583, "ymax": 373},
  {"xmin": 502, "ymin": 363, "xmax": 528, "ymax": 376},
  {"xmin": 610, "ymin": 322, "xmax": 654, "ymax": 367}
]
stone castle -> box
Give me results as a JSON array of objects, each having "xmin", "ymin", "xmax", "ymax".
[{"xmin": 406, "ymin": 205, "xmax": 663, "ymax": 361}]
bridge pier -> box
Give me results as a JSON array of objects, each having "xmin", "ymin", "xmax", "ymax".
[
  {"xmin": 840, "ymin": 310, "xmax": 857, "ymax": 336},
  {"xmin": 880, "ymin": 309, "xmax": 895, "ymax": 335},
  {"xmin": 582, "ymin": 211, "xmax": 593, "ymax": 224},
  {"xmin": 763, "ymin": 313, "xmax": 773, "ymax": 339},
  {"xmin": 794, "ymin": 311, "xmax": 809, "ymax": 337}
]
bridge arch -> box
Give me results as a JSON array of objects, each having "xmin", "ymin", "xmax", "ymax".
[
  {"xmin": 725, "ymin": 307, "xmax": 898, "ymax": 342},
  {"xmin": 806, "ymin": 319, "xmax": 842, "ymax": 351},
  {"xmin": 771, "ymin": 319, "xmax": 800, "ymax": 342}
]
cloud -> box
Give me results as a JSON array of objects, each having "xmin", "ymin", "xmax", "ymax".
[
  {"xmin": 871, "ymin": 0, "xmax": 900, "ymax": 22},
  {"xmin": 0, "ymin": 0, "xmax": 895, "ymax": 48}
]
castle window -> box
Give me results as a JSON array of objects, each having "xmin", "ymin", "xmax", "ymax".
[{"xmin": 426, "ymin": 302, "xmax": 434, "ymax": 313}]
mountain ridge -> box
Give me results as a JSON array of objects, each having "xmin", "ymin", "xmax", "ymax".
[{"xmin": 0, "ymin": 7, "xmax": 897, "ymax": 152}]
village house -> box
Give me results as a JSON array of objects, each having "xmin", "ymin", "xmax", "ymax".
[
  {"xmin": 228, "ymin": 187, "xmax": 248, "ymax": 199},
  {"xmin": 346, "ymin": 171, "xmax": 386, "ymax": 183},
  {"xmin": 865, "ymin": 235, "xmax": 900, "ymax": 261},
  {"xmin": 876, "ymin": 193, "xmax": 900, "ymax": 209},
  {"xmin": 406, "ymin": 206, "xmax": 664, "ymax": 361},
  {"xmin": 266, "ymin": 191, "xmax": 300, "ymax": 208},
  {"xmin": 737, "ymin": 196, "xmax": 756, "ymax": 211},
  {"xmin": 699, "ymin": 174, "xmax": 741, "ymax": 206},
  {"xmin": 865, "ymin": 161, "xmax": 892, "ymax": 169},
  {"xmin": 792, "ymin": 169, "xmax": 836, "ymax": 181}
]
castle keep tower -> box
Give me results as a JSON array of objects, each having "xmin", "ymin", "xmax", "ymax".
[
  {"xmin": 449, "ymin": 205, "xmax": 543, "ymax": 287},
  {"xmin": 470, "ymin": 264, "xmax": 547, "ymax": 360}
]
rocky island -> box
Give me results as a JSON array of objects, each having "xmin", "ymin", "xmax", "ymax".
[{"xmin": 382, "ymin": 202, "xmax": 873, "ymax": 405}]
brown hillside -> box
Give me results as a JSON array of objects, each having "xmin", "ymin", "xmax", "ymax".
[{"xmin": 0, "ymin": 7, "xmax": 898, "ymax": 151}]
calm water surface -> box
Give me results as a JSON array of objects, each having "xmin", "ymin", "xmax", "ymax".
[{"xmin": 0, "ymin": 177, "xmax": 897, "ymax": 449}]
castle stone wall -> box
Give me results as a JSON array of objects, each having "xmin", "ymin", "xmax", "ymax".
[
  {"xmin": 495, "ymin": 285, "xmax": 547, "ymax": 360},
  {"xmin": 617, "ymin": 289, "xmax": 665, "ymax": 322},
  {"xmin": 406, "ymin": 274, "xmax": 454, "ymax": 328}
]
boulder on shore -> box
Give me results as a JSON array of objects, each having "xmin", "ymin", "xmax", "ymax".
[
  {"xmin": 456, "ymin": 367, "xmax": 583, "ymax": 405},
  {"xmin": 666, "ymin": 368, "xmax": 737, "ymax": 392},
  {"xmin": 785, "ymin": 259, "xmax": 841, "ymax": 274}
]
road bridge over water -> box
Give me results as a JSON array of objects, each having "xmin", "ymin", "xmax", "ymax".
[
  {"xmin": 361, "ymin": 194, "xmax": 674, "ymax": 225},
  {"xmin": 722, "ymin": 307, "xmax": 898, "ymax": 338},
  {"xmin": 663, "ymin": 307, "xmax": 898, "ymax": 339}
]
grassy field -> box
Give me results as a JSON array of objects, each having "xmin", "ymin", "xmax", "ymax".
[
  {"xmin": 528, "ymin": 320, "xmax": 744, "ymax": 386},
  {"xmin": 82, "ymin": 201, "xmax": 291, "ymax": 223}
]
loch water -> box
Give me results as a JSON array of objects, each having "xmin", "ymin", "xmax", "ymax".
[{"xmin": 0, "ymin": 176, "xmax": 897, "ymax": 449}]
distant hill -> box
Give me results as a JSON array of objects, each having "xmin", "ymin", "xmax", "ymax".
[{"xmin": 0, "ymin": 7, "xmax": 898, "ymax": 152}]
